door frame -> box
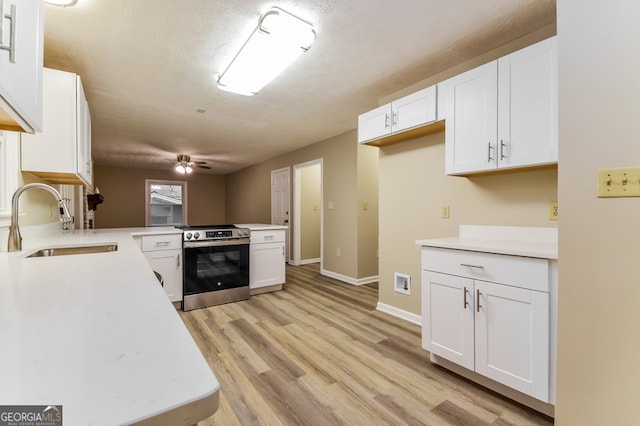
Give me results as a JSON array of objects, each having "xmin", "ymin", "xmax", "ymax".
[{"xmin": 292, "ymin": 158, "xmax": 323, "ymax": 267}]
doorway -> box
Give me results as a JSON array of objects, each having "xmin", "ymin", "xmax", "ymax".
[{"xmin": 292, "ymin": 159, "xmax": 323, "ymax": 267}]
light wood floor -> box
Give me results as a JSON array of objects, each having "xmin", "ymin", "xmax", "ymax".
[{"xmin": 180, "ymin": 264, "xmax": 553, "ymax": 426}]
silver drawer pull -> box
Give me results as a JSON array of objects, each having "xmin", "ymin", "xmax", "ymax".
[
  {"xmin": 264, "ymin": 235, "xmax": 275, "ymax": 240},
  {"xmin": 460, "ymin": 263, "xmax": 484, "ymax": 269},
  {"xmin": 155, "ymin": 241, "xmax": 171, "ymax": 246}
]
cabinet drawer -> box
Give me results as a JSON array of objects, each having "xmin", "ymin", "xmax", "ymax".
[
  {"xmin": 421, "ymin": 247, "xmax": 549, "ymax": 292},
  {"xmin": 250, "ymin": 229, "xmax": 285, "ymax": 244},
  {"xmin": 141, "ymin": 234, "xmax": 182, "ymax": 252}
]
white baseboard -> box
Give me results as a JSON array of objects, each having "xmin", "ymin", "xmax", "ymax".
[
  {"xmin": 299, "ymin": 258, "xmax": 320, "ymax": 265},
  {"xmin": 376, "ymin": 302, "xmax": 422, "ymax": 326},
  {"xmin": 320, "ymin": 268, "xmax": 379, "ymax": 286}
]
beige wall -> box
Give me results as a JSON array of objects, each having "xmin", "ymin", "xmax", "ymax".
[
  {"xmin": 300, "ymin": 163, "xmax": 321, "ymax": 261},
  {"xmin": 378, "ymin": 133, "xmax": 557, "ymax": 314},
  {"xmin": 226, "ymin": 129, "xmax": 378, "ymax": 280},
  {"xmin": 357, "ymin": 143, "xmax": 379, "ymax": 279},
  {"xmin": 94, "ymin": 165, "xmax": 226, "ymax": 228},
  {"xmin": 555, "ymin": 1, "xmax": 640, "ymax": 423}
]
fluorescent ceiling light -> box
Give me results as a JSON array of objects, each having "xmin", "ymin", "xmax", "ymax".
[
  {"xmin": 217, "ymin": 7, "xmax": 316, "ymax": 96},
  {"xmin": 44, "ymin": 0, "xmax": 78, "ymax": 7}
]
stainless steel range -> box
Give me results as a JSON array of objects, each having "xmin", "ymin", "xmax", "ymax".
[{"xmin": 177, "ymin": 224, "xmax": 250, "ymax": 311}]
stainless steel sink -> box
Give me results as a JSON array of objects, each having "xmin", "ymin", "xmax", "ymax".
[{"xmin": 26, "ymin": 244, "xmax": 118, "ymax": 258}]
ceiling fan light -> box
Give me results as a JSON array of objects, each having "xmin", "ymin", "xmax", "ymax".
[
  {"xmin": 185, "ymin": 166, "xmax": 193, "ymax": 174},
  {"xmin": 175, "ymin": 164, "xmax": 186, "ymax": 174},
  {"xmin": 217, "ymin": 7, "xmax": 316, "ymax": 96}
]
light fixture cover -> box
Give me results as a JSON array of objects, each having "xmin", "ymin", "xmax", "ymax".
[
  {"xmin": 217, "ymin": 7, "xmax": 316, "ymax": 95},
  {"xmin": 44, "ymin": 0, "xmax": 78, "ymax": 6}
]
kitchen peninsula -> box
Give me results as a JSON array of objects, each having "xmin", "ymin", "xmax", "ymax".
[{"xmin": 0, "ymin": 227, "xmax": 219, "ymax": 425}]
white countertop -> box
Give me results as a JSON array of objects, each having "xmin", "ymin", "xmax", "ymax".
[
  {"xmin": 236, "ymin": 223, "xmax": 288, "ymax": 231},
  {"xmin": 416, "ymin": 225, "xmax": 558, "ymax": 259},
  {"xmin": 0, "ymin": 226, "xmax": 219, "ymax": 425}
]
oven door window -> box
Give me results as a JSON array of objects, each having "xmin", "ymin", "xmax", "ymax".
[{"xmin": 183, "ymin": 244, "xmax": 249, "ymax": 295}]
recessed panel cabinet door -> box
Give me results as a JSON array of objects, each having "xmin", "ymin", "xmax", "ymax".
[
  {"xmin": 250, "ymin": 242, "xmax": 285, "ymax": 289},
  {"xmin": 422, "ymin": 271, "xmax": 475, "ymax": 370},
  {"xmin": 144, "ymin": 250, "xmax": 182, "ymax": 302},
  {"xmin": 474, "ymin": 280, "xmax": 549, "ymax": 402},
  {"xmin": 0, "ymin": 0, "xmax": 43, "ymax": 133},
  {"xmin": 392, "ymin": 85, "xmax": 437, "ymax": 133},
  {"xmin": 497, "ymin": 37, "xmax": 557, "ymax": 169},
  {"xmin": 444, "ymin": 62, "xmax": 498, "ymax": 174},
  {"xmin": 357, "ymin": 103, "xmax": 392, "ymax": 143}
]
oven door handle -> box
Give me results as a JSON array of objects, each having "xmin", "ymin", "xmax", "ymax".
[{"xmin": 183, "ymin": 238, "xmax": 250, "ymax": 248}]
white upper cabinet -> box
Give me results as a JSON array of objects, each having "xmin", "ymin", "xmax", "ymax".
[
  {"xmin": 22, "ymin": 68, "xmax": 93, "ymax": 187},
  {"xmin": 0, "ymin": 0, "xmax": 43, "ymax": 133},
  {"xmin": 497, "ymin": 37, "xmax": 558, "ymax": 169},
  {"xmin": 358, "ymin": 85, "xmax": 438, "ymax": 145},
  {"xmin": 443, "ymin": 63, "xmax": 498, "ymax": 173},
  {"xmin": 445, "ymin": 37, "xmax": 557, "ymax": 175}
]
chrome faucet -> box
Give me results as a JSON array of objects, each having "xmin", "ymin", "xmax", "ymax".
[{"xmin": 7, "ymin": 183, "xmax": 72, "ymax": 252}]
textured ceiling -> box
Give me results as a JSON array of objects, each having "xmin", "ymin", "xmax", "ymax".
[{"xmin": 42, "ymin": 0, "xmax": 556, "ymax": 175}]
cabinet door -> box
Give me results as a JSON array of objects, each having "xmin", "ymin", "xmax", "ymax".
[
  {"xmin": 0, "ymin": 0, "xmax": 43, "ymax": 133},
  {"xmin": 76, "ymin": 76, "xmax": 92, "ymax": 186},
  {"xmin": 250, "ymin": 242, "xmax": 285, "ymax": 289},
  {"xmin": 144, "ymin": 250, "xmax": 182, "ymax": 302},
  {"xmin": 392, "ymin": 85, "xmax": 437, "ymax": 133},
  {"xmin": 444, "ymin": 62, "xmax": 498, "ymax": 174},
  {"xmin": 474, "ymin": 280, "xmax": 549, "ymax": 402},
  {"xmin": 497, "ymin": 37, "xmax": 557, "ymax": 169},
  {"xmin": 357, "ymin": 103, "xmax": 392, "ymax": 143},
  {"xmin": 422, "ymin": 271, "xmax": 474, "ymax": 370}
]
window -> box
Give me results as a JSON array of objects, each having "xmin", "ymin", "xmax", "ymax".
[
  {"xmin": 145, "ymin": 180, "xmax": 188, "ymax": 226},
  {"xmin": 0, "ymin": 131, "xmax": 19, "ymax": 227}
]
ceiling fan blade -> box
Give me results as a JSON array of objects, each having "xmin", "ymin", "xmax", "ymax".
[{"xmin": 197, "ymin": 165, "xmax": 212, "ymax": 170}]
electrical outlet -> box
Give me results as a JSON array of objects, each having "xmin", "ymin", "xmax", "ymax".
[
  {"xmin": 441, "ymin": 205, "xmax": 450, "ymax": 219},
  {"xmin": 549, "ymin": 202, "xmax": 558, "ymax": 221}
]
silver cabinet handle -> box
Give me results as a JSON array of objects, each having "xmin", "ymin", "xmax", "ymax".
[
  {"xmin": 500, "ymin": 139, "xmax": 507, "ymax": 160},
  {"xmin": 264, "ymin": 235, "xmax": 275, "ymax": 240},
  {"xmin": 476, "ymin": 289, "xmax": 482, "ymax": 313},
  {"xmin": 384, "ymin": 113, "xmax": 390, "ymax": 129},
  {"xmin": 460, "ymin": 263, "xmax": 484, "ymax": 269},
  {"xmin": 155, "ymin": 241, "xmax": 171, "ymax": 246},
  {"xmin": 392, "ymin": 111, "xmax": 398, "ymax": 127},
  {"xmin": 176, "ymin": 254, "xmax": 180, "ymax": 268},
  {"xmin": 463, "ymin": 286, "xmax": 469, "ymax": 309},
  {"xmin": 487, "ymin": 142, "xmax": 494, "ymax": 162},
  {"xmin": 0, "ymin": 3, "xmax": 16, "ymax": 63}
]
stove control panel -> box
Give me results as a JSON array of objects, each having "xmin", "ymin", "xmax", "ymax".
[{"xmin": 182, "ymin": 227, "xmax": 250, "ymax": 241}]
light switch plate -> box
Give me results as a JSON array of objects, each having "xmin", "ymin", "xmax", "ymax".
[
  {"xmin": 597, "ymin": 166, "xmax": 640, "ymax": 197},
  {"xmin": 549, "ymin": 202, "xmax": 558, "ymax": 220},
  {"xmin": 441, "ymin": 205, "xmax": 450, "ymax": 219}
]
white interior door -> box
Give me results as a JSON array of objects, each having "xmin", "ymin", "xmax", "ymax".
[{"xmin": 271, "ymin": 167, "xmax": 290, "ymax": 261}]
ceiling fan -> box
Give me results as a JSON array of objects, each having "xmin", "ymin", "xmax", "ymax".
[{"xmin": 174, "ymin": 154, "xmax": 211, "ymax": 174}]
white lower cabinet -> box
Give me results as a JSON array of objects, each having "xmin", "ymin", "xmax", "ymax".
[
  {"xmin": 250, "ymin": 229, "xmax": 285, "ymax": 291},
  {"xmin": 422, "ymin": 247, "xmax": 552, "ymax": 403},
  {"xmin": 135, "ymin": 233, "xmax": 183, "ymax": 303}
]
